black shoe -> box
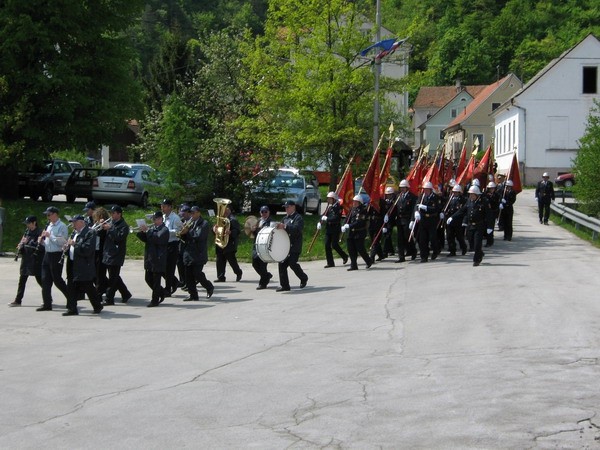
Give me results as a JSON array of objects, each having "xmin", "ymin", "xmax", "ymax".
[
  {"xmin": 447, "ymin": 252, "xmax": 456, "ymax": 257},
  {"xmin": 395, "ymin": 258, "xmax": 406, "ymax": 263},
  {"xmin": 36, "ymin": 306, "xmax": 52, "ymax": 311},
  {"xmin": 147, "ymin": 302, "xmax": 159, "ymax": 308},
  {"xmin": 267, "ymin": 273, "xmax": 273, "ymax": 281},
  {"xmin": 206, "ymin": 287, "xmax": 214, "ymax": 299},
  {"xmin": 376, "ymin": 255, "xmax": 386, "ymax": 261},
  {"xmin": 420, "ymin": 258, "xmax": 428, "ymax": 263},
  {"xmin": 276, "ymin": 286, "xmax": 291, "ymax": 292},
  {"xmin": 366, "ymin": 261, "xmax": 372, "ymax": 269},
  {"xmin": 473, "ymin": 261, "xmax": 481, "ymax": 267},
  {"xmin": 170, "ymin": 286, "xmax": 177, "ymax": 296},
  {"xmin": 539, "ymin": 219, "xmax": 543, "ymax": 224},
  {"xmin": 103, "ymin": 300, "xmax": 115, "ymax": 306},
  {"xmin": 214, "ymin": 278, "xmax": 226, "ymax": 283},
  {"xmin": 9, "ymin": 301, "xmax": 21, "ymax": 307},
  {"xmin": 181, "ymin": 286, "xmax": 188, "ymax": 292},
  {"xmin": 236, "ymin": 272, "xmax": 243, "ymax": 282},
  {"xmin": 256, "ymin": 285, "xmax": 267, "ymax": 290},
  {"xmin": 62, "ymin": 310, "xmax": 79, "ymax": 316},
  {"xmin": 484, "ymin": 243, "xmax": 491, "ymax": 248},
  {"xmin": 183, "ymin": 297, "xmax": 199, "ymax": 302},
  {"xmin": 122, "ymin": 292, "xmax": 132, "ymax": 303},
  {"xmin": 431, "ymin": 252, "xmax": 439, "ymax": 260},
  {"xmin": 324, "ymin": 264, "xmax": 334, "ymax": 268},
  {"xmin": 300, "ymin": 279, "xmax": 308, "ymax": 288},
  {"xmin": 342, "ymin": 255, "xmax": 348, "ymax": 265},
  {"xmin": 347, "ymin": 267, "xmax": 358, "ymax": 271},
  {"xmin": 411, "ymin": 252, "xmax": 417, "ymax": 261},
  {"xmin": 461, "ymin": 248, "xmax": 467, "ymax": 255},
  {"xmin": 159, "ymin": 292, "xmax": 165, "ymax": 303},
  {"xmin": 93, "ymin": 306, "xmax": 103, "ymax": 314}
]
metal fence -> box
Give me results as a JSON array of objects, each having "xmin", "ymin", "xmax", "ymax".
[{"xmin": 551, "ymin": 202, "xmax": 600, "ymax": 240}]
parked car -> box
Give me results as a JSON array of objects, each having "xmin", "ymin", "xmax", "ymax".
[
  {"xmin": 247, "ymin": 168, "xmax": 321, "ymax": 214},
  {"xmin": 555, "ymin": 173, "xmax": 575, "ymax": 188},
  {"xmin": 64, "ymin": 167, "xmax": 105, "ymax": 203},
  {"xmin": 92, "ymin": 163, "xmax": 158, "ymax": 207},
  {"xmin": 18, "ymin": 159, "xmax": 78, "ymax": 202}
]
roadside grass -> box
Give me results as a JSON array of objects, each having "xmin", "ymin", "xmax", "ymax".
[{"xmin": 551, "ymin": 211, "xmax": 600, "ymax": 249}]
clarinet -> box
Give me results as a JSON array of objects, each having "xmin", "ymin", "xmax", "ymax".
[
  {"xmin": 33, "ymin": 221, "xmax": 50, "ymax": 257},
  {"xmin": 59, "ymin": 230, "xmax": 77, "ymax": 265},
  {"xmin": 14, "ymin": 231, "xmax": 28, "ymax": 262}
]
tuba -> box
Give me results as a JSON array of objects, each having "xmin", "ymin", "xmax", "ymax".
[{"xmin": 213, "ymin": 198, "xmax": 232, "ymax": 249}]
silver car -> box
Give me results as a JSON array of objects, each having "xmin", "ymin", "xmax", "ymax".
[{"xmin": 92, "ymin": 163, "xmax": 157, "ymax": 207}]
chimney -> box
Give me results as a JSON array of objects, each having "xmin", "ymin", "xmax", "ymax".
[{"xmin": 455, "ymin": 78, "xmax": 462, "ymax": 93}]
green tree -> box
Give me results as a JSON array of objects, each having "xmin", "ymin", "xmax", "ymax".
[
  {"xmin": 572, "ymin": 101, "xmax": 600, "ymax": 217},
  {"xmin": 0, "ymin": 0, "xmax": 144, "ymax": 163}
]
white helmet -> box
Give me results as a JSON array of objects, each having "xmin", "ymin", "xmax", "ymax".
[
  {"xmin": 352, "ymin": 195, "xmax": 363, "ymax": 203},
  {"xmin": 472, "ymin": 178, "xmax": 480, "ymax": 187},
  {"xmin": 399, "ymin": 179, "xmax": 410, "ymax": 188},
  {"xmin": 468, "ymin": 185, "xmax": 481, "ymax": 195},
  {"xmin": 542, "ymin": 172, "xmax": 549, "ymax": 177},
  {"xmin": 326, "ymin": 191, "xmax": 338, "ymax": 199},
  {"xmin": 422, "ymin": 181, "xmax": 433, "ymax": 190},
  {"xmin": 452, "ymin": 184, "xmax": 463, "ymax": 193},
  {"xmin": 449, "ymin": 179, "xmax": 456, "ymax": 187},
  {"xmin": 488, "ymin": 174, "xmax": 494, "ymax": 181},
  {"xmin": 384, "ymin": 186, "xmax": 395, "ymax": 195},
  {"xmin": 487, "ymin": 181, "xmax": 497, "ymax": 189},
  {"xmin": 506, "ymin": 180, "xmax": 514, "ymax": 187}
]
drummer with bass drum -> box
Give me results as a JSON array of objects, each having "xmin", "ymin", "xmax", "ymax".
[{"xmin": 249, "ymin": 206, "xmax": 274, "ymax": 290}]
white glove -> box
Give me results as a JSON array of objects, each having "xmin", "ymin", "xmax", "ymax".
[
  {"xmin": 382, "ymin": 227, "xmax": 388, "ymax": 234},
  {"xmin": 439, "ymin": 212, "xmax": 445, "ymax": 219},
  {"xmin": 342, "ymin": 224, "xmax": 349, "ymax": 232},
  {"xmin": 383, "ymin": 214, "xmax": 389, "ymax": 223},
  {"xmin": 418, "ymin": 204, "xmax": 427, "ymax": 211},
  {"xmin": 316, "ymin": 222, "xmax": 321, "ymax": 230},
  {"xmin": 501, "ymin": 198, "xmax": 507, "ymax": 204},
  {"xmin": 499, "ymin": 203, "xmax": 504, "ymax": 210},
  {"xmin": 535, "ymin": 197, "xmax": 538, "ymax": 201},
  {"xmin": 414, "ymin": 211, "xmax": 421, "ymax": 221},
  {"xmin": 321, "ymin": 215, "xmax": 327, "ymax": 222},
  {"xmin": 409, "ymin": 221, "xmax": 415, "ymax": 230},
  {"xmin": 446, "ymin": 217, "xmax": 453, "ymax": 225},
  {"xmin": 487, "ymin": 228, "xmax": 493, "ymax": 234},
  {"xmin": 462, "ymin": 222, "xmax": 468, "ymax": 227}
]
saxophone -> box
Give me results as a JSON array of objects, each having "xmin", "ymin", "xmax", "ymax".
[{"xmin": 213, "ymin": 198, "xmax": 232, "ymax": 249}]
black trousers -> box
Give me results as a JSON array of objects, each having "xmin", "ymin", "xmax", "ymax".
[
  {"xmin": 144, "ymin": 271, "xmax": 165, "ymax": 304},
  {"xmin": 503, "ymin": 208, "xmax": 514, "ymax": 240},
  {"xmin": 165, "ymin": 242, "xmax": 179, "ymax": 292},
  {"xmin": 95, "ymin": 250, "xmax": 108, "ymax": 293},
  {"xmin": 467, "ymin": 227, "xmax": 485, "ymax": 264},
  {"xmin": 446, "ymin": 223, "xmax": 467, "ymax": 254},
  {"xmin": 67, "ymin": 278, "xmax": 102, "ymax": 313},
  {"xmin": 397, "ymin": 220, "xmax": 416, "ymax": 258},
  {"xmin": 382, "ymin": 222, "xmax": 395, "ymax": 255},
  {"xmin": 324, "ymin": 230, "xmax": 347, "ymax": 266},
  {"xmin": 417, "ymin": 218, "xmax": 439, "ymax": 261},
  {"xmin": 177, "ymin": 251, "xmax": 186, "ymax": 287},
  {"xmin": 215, "ymin": 247, "xmax": 242, "ymax": 280},
  {"xmin": 347, "ymin": 237, "xmax": 372, "ymax": 269},
  {"xmin": 278, "ymin": 252, "xmax": 307, "ymax": 289},
  {"xmin": 538, "ymin": 199, "xmax": 551, "ymax": 223},
  {"xmin": 105, "ymin": 265, "xmax": 130, "ymax": 301},
  {"xmin": 15, "ymin": 273, "xmax": 43, "ymax": 302},
  {"xmin": 41, "ymin": 252, "xmax": 69, "ymax": 308},
  {"xmin": 369, "ymin": 227, "xmax": 383, "ymax": 259},
  {"xmin": 185, "ymin": 263, "xmax": 213, "ymax": 299},
  {"xmin": 252, "ymin": 255, "xmax": 272, "ymax": 286}
]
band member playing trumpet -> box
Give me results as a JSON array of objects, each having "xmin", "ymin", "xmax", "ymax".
[
  {"xmin": 63, "ymin": 215, "xmax": 104, "ymax": 316},
  {"xmin": 101, "ymin": 205, "xmax": 132, "ymax": 305},
  {"xmin": 136, "ymin": 211, "xmax": 170, "ymax": 307},
  {"xmin": 179, "ymin": 206, "xmax": 214, "ymax": 300},
  {"xmin": 213, "ymin": 204, "xmax": 243, "ymax": 283},
  {"xmin": 275, "ymin": 200, "xmax": 308, "ymax": 292},
  {"xmin": 91, "ymin": 206, "xmax": 110, "ymax": 297},
  {"xmin": 38, "ymin": 206, "xmax": 69, "ymax": 312},
  {"xmin": 161, "ymin": 199, "xmax": 183, "ymax": 297},
  {"xmin": 252, "ymin": 205, "xmax": 274, "ymax": 290},
  {"xmin": 9, "ymin": 216, "xmax": 43, "ymax": 307}
]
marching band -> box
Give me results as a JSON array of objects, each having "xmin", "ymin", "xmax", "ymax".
[{"xmin": 7, "ymin": 175, "xmax": 518, "ymax": 313}]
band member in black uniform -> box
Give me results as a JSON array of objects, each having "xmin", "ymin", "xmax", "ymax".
[
  {"xmin": 83, "ymin": 201, "xmax": 96, "ymax": 228},
  {"xmin": 343, "ymin": 195, "xmax": 373, "ymax": 271},
  {"xmin": 38, "ymin": 206, "xmax": 69, "ymax": 311},
  {"xmin": 179, "ymin": 206, "xmax": 214, "ymax": 300},
  {"xmin": 318, "ymin": 192, "xmax": 348, "ymax": 268},
  {"xmin": 214, "ymin": 205, "xmax": 243, "ymax": 282},
  {"xmin": 62, "ymin": 215, "xmax": 103, "ymax": 316},
  {"xmin": 275, "ymin": 200, "xmax": 308, "ymax": 291},
  {"xmin": 484, "ymin": 181, "xmax": 500, "ymax": 247},
  {"xmin": 161, "ymin": 199, "xmax": 182, "ymax": 296},
  {"xmin": 499, "ymin": 180, "xmax": 518, "ymax": 241},
  {"xmin": 177, "ymin": 204, "xmax": 192, "ymax": 291},
  {"xmin": 368, "ymin": 196, "xmax": 385, "ymax": 261},
  {"xmin": 413, "ymin": 181, "xmax": 441, "ymax": 263},
  {"xmin": 92, "ymin": 206, "xmax": 110, "ymax": 297},
  {"xmin": 535, "ymin": 172, "xmax": 555, "ymax": 225},
  {"xmin": 252, "ymin": 205, "xmax": 274, "ymax": 289},
  {"xmin": 101, "ymin": 205, "xmax": 132, "ymax": 305},
  {"xmin": 444, "ymin": 185, "xmax": 467, "ymax": 256},
  {"xmin": 495, "ymin": 174, "xmax": 506, "ymax": 231},
  {"xmin": 10, "ymin": 216, "xmax": 43, "ymax": 307},
  {"xmin": 381, "ymin": 186, "xmax": 397, "ymax": 258},
  {"xmin": 456, "ymin": 185, "xmax": 493, "ymax": 267},
  {"xmin": 137, "ymin": 212, "xmax": 170, "ymax": 307},
  {"xmin": 395, "ymin": 180, "xmax": 417, "ymax": 262}
]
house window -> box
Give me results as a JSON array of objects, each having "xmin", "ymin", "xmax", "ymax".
[
  {"xmin": 491, "ymin": 102, "xmax": 500, "ymax": 111},
  {"xmin": 583, "ymin": 67, "xmax": 598, "ymax": 94},
  {"xmin": 440, "ymin": 130, "xmax": 445, "ymax": 139},
  {"xmin": 451, "ymin": 109, "xmax": 457, "ymax": 118}
]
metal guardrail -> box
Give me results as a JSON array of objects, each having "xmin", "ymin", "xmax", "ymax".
[{"xmin": 551, "ymin": 202, "xmax": 600, "ymax": 240}]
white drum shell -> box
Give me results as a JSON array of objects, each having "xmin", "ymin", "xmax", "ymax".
[{"xmin": 255, "ymin": 227, "xmax": 290, "ymax": 263}]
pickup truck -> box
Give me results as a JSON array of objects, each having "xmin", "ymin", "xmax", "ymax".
[{"xmin": 18, "ymin": 160, "xmax": 77, "ymax": 202}]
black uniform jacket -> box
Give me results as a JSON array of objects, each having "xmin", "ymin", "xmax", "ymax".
[
  {"xmin": 282, "ymin": 211, "xmax": 304, "ymax": 254},
  {"xmin": 72, "ymin": 226, "xmax": 97, "ymax": 282},
  {"xmin": 138, "ymin": 224, "xmax": 169, "ymax": 273},
  {"xmin": 181, "ymin": 217, "xmax": 210, "ymax": 266},
  {"xmin": 102, "ymin": 218, "xmax": 129, "ymax": 267}
]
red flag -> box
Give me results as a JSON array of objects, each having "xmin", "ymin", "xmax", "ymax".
[
  {"xmin": 406, "ymin": 158, "xmax": 425, "ymax": 195},
  {"xmin": 507, "ymin": 153, "xmax": 522, "ymax": 193},
  {"xmin": 379, "ymin": 147, "xmax": 393, "ymax": 195},
  {"xmin": 422, "ymin": 159, "xmax": 441, "ymax": 190},
  {"xmin": 361, "ymin": 148, "xmax": 381, "ymax": 211},
  {"xmin": 473, "ymin": 145, "xmax": 493, "ymax": 187},
  {"xmin": 456, "ymin": 141, "xmax": 467, "ymax": 181},
  {"xmin": 456, "ymin": 154, "xmax": 475, "ymax": 187},
  {"xmin": 336, "ymin": 168, "xmax": 355, "ymax": 214}
]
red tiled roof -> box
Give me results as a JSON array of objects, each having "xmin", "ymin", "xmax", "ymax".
[{"xmin": 413, "ymin": 85, "xmax": 486, "ymax": 109}]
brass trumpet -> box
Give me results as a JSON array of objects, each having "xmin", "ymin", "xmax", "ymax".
[
  {"xmin": 176, "ymin": 218, "xmax": 194, "ymax": 238},
  {"xmin": 91, "ymin": 218, "xmax": 112, "ymax": 231}
]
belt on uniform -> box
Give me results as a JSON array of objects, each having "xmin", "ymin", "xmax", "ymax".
[{"xmin": 423, "ymin": 213, "xmax": 434, "ymax": 218}]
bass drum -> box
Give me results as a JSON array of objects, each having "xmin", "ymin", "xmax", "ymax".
[{"xmin": 255, "ymin": 226, "xmax": 291, "ymax": 263}]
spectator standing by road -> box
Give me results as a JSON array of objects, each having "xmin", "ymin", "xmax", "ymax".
[{"xmin": 535, "ymin": 172, "xmax": 555, "ymax": 225}]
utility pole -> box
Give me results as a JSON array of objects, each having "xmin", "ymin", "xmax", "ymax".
[{"xmin": 373, "ymin": 0, "xmax": 382, "ymax": 151}]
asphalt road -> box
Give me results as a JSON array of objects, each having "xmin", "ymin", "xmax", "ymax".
[{"xmin": 0, "ymin": 191, "xmax": 599, "ymax": 449}]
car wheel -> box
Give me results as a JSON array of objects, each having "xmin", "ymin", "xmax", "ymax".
[
  {"xmin": 564, "ymin": 180, "xmax": 574, "ymax": 188},
  {"xmin": 298, "ymin": 198, "xmax": 307, "ymax": 214},
  {"xmin": 41, "ymin": 186, "xmax": 54, "ymax": 202},
  {"xmin": 313, "ymin": 199, "xmax": 322, "ymax": 215},
  {"xmin": 66, "ymin": 194, "xmax": 76, "ymax": 203},
  {"xmin": 140, "ymin": 192, "xmax": 149, "ymax": 208}
]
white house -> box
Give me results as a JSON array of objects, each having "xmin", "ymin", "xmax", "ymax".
[{"xmin": 493, "ymin": 33, "xmax": 600, "ymax": 183}]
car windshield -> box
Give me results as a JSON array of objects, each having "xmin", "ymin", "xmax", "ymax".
[
  {"xmin": 28, "ymin": 162, "xmax": 52, "ymax": 173},
  {"xmin": 257, "ymin": 174, "xmax": 303, "ymax": 189},
  {"xmin": 102, "ymin": 168, "xmax": 137, "ymax": 178}
]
